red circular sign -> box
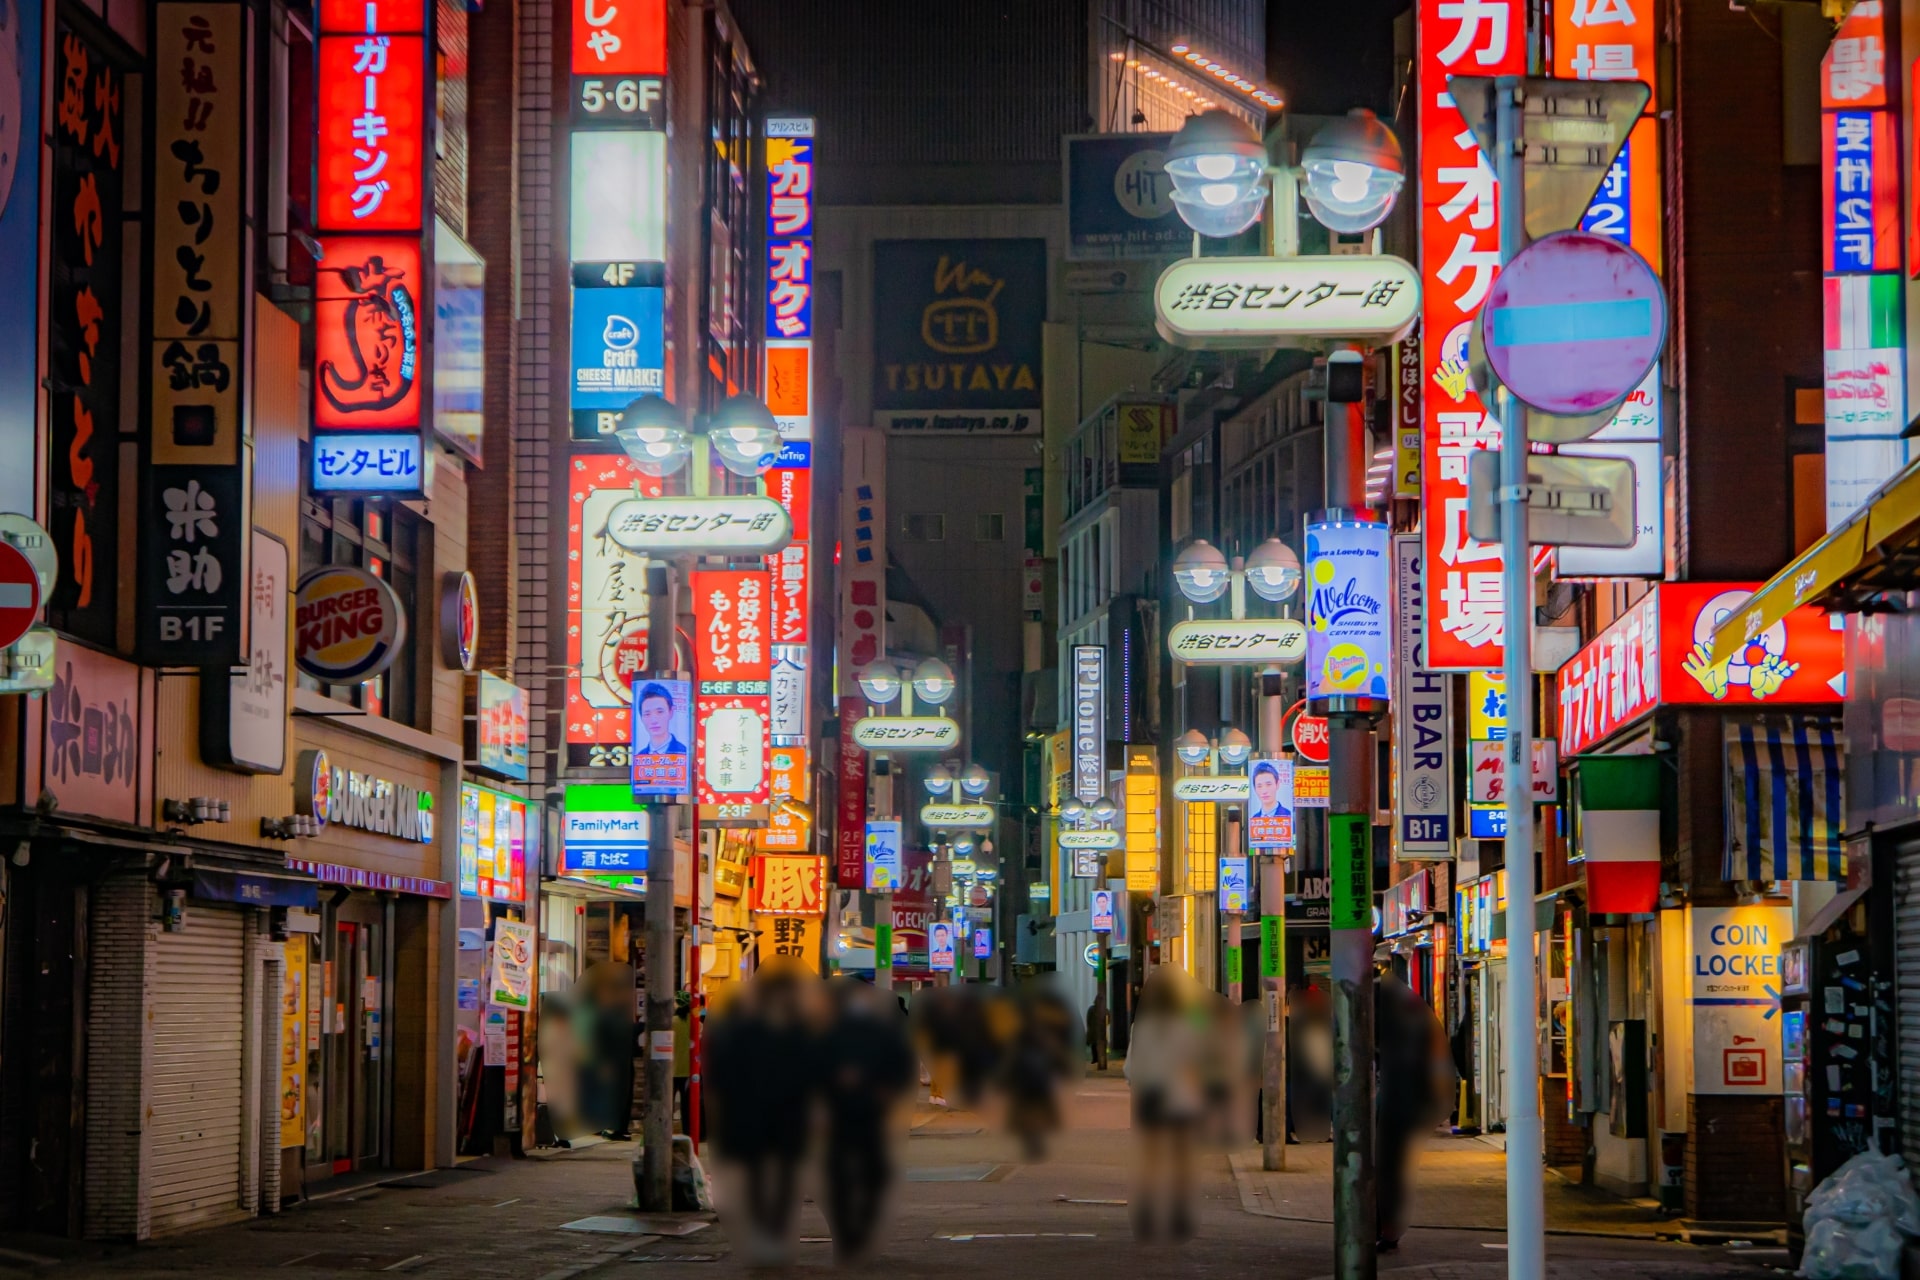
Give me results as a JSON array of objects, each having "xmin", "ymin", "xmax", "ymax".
[
  {"xmin": 1285, "ymin": 699, "xmax": 1330, "ymax": 763},
  {"xmin": 0, "ymin": 541, "xmax": 43, "ymax": 650}
]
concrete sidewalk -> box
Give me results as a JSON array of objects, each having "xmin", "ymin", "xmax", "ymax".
[{"xmin": 1229, "ymin": 1135, "xmax": 1776, "ymax": 1243}]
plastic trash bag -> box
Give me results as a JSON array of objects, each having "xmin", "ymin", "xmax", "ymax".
[{"xmin": 1801, "ymin": 1153, "xmax": 1920, "ymax": 1279}]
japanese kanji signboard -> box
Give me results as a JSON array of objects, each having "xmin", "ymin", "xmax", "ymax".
[
  {"xmin": 1418, "ymin": 0, "xmax": 1523, "ymax": 670},
  {"xmin": 138, "ymin": 2, "xmax": 248, "ymax": 666},
  {"xmin": 566, "ymin": 456, "xmax": 664, "ymax": 759},
  {"xmin": 751, "ymin": 854, "xmax": 826, "ymax": 915},
  {"xmin": 1153, "ymin": 255, "xmax": 1419, "ymax": 349},
  {"xmin": 693, "ymin": 569, "xmax": 771, "ymax": 805},
  {"xmin": 765, "ymin": 118, "xmax": 814, "ymax": 447}
]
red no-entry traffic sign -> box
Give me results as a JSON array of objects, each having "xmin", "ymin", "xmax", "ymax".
[{"xmin": 0, "ymin": 540, "xmax": 43, "ymax": 650}]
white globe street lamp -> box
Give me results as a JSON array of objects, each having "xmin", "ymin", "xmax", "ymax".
[
  {"xmin": 923, "ymin": 764, "xmax": 954, "ymax": 795},
  {"xmin": 613, "ymin": 395, "xmax": 693, "ymax": 477},
  {"xmin": 1299, "ymin": 109, "xmax": 1406, "ymax": 235},
  {"xmin": 1219, "ymin": 727, "xmax": 1254, "ymax": 767},
  {"xmin": 1175, "ymin": 729, "xmax": 1212, "ymax": 767},
  {"xmin": 1245, "ymin": 537, "xmax": 1303, "ymax": 603},
  {"xmin": 857, "ymin": 660, "xmax": 903, "ymax": 705},
  {"xmin": 1089, "ymin": 797, "xmax": 1118, "ymax": 826},
  {"xmin": 1173, "ymin": 539, "xmax": 1232, "ymax": 604},
  {"xmin": 960, "ymin": 763, "xmax": 992, "ymax": 797},
  {"xmin": 1164, "ymin": 110, "xmax": 1269, "ymax": 238},
  {"xmin": 707, "ymin": 394, "xmax": 783, "ymax": 478},
  {"xmin": 911, "ymin": 657, "xmax": 957, "ymax": 705}
]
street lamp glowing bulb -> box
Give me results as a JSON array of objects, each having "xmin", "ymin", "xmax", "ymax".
[{"xmin": 1329, "ymin": 160, "xmax": 1372, "ymax": 202}]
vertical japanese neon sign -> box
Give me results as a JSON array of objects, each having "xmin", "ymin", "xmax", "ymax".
[
  {"xmin": 764, "ymin": 117, "xmax": 815, "ymax": 449},
  {"xmin": 1417, "ymin": 0, "xmax": 1524, "ymax": 671}
]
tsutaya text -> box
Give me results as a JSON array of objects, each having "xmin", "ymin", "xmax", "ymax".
[{"xmin": 1418, "ymin": 0, "xmax": 1524, "ymax": 670}]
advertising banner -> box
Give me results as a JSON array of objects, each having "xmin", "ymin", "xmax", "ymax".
[
  {"xmin": 765, "ymin": 118, "xmax": 815, "ymax": 445},
  {"xmin": 474, "ymin": 672, "xmax": 531, "ymax": 782},
  {"xmin": 459, "ymin": 784, "xmax": 527, "ymax": 902},
  {"xmin": 873, "ymin": 239, "xmax": 1045, "ymax": 434},
  {"xmin": 489, "ymin": 919, "xmax": 536, "ymax": 1009},
  {"xmin": 928, "ymin": 921, "xmax": 957, "ymax": 972},
  {"xmin": 1072, "ymin": 645, "xmax": 1106, "ymax": 801},
  {"xmin": 865, "ymin": 820, "xmax": 902, "ymax": 892},
  {"xmin": 1393, "ymin": 533, "xmax": 1452, "ymax": 856},
  {"xmin": 561, "ymin": 781, "xmax": 649, "ymax": 874},
  {"xmin": 750, "ymin": 854, "xmax": 826, "ymax": 915},
  {"xmin": 1418, "ymin": 0, "xmax": 1524, "ymax": 671},
  {"xmin": 693, "ymin": 570, "xmax": 771, "ymax": 805},
  {"xmin": 629, "ymin": 676, "xmax": 693, "ymax": 799},
  {"xmin": 1305, "ymin": 519, "xmax": 1391, "ymax": 701},
  {"xmin": 836, "ymin": 698, "xmax": 869, "ymax": 885},
  {"xmin": 1090, "ymin": 888, "xmax": 1116, "ymax": 933},
  {"xmin": 566, "ymin": 457, "xmax": 664, "ymax": 757},
  {"xmin": 569, "ymin": 285, "xmax": 665, "ymax": 434},
  {"xmin": 1218, "ymin": 856, "xmax": 1250, "ymax": 913},
  {"xmin": 1247, "ymin": 757, "xmax": 1295, "ymax": 850}
]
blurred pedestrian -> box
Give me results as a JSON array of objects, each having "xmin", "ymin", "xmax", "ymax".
[
  {"xmin": 671, "ymin": 994, "xmax": 692, "ymax": 1133},
  {"xmin": 704, "ymin": 962, "xmax": 819, "ymax": 1266},
  {"xmin": 1375, "ymin": 973, "xmax": 1450, "ymax": 1252},
  {"xmin": 1003, "ymin": 982, "xmax": 1075, "ymax": 1158},
  {"xmin": 820, "ymin": 976, "xmax": 916, "ymax": 1262},
  {"xmin": 1125, "ymin": 970, "xmax": 1204, "ymax": 1240}
]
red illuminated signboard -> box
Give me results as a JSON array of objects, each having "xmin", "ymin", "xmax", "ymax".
[
  {"xmin": 316, "ymin": 0, "xmax": 427, "ymax": 232},
  {"xmin": 312, "ymin": 237, "xmax": 424, "ymax": 430},
  {"xmin": 769, "ymin": 467, "xmax": 810, "ymax": 644},
  {"xmin": 1557, "ymin": 583, "xmax": 1846, "ymax": 756},
  {"xmin": 1550, "ymin": 0, "xmax": 1660, "ymax": 272},
  {"xmin": 566, "ymin": 456, "xmax": 664, "ymax": 757},
  {"xmin": 570, "ymin": 0, "xmax": 666, "ymax": 128},
  {"xmin": 693, "ymin": 569, "xmax": 771, "ymax": 805},
  {"xmin": 1418, "ymin": 0, "xmax": 1523, "ymax": 671}
]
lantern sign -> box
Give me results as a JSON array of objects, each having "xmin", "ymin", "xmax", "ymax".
[
  {"xmin": 604, "ymin": 496, "xmax": 792, "ymax": 554},
  {"xmin": 850, "ymin": 717, "xmax": 960, "ymax": 752},
  {"xmin": 1166, "ymin": 618, "xmax": 1307, "ymax": 665},
  {"xmin": 1154, "ymin": 256, "xmax": 1420, "ymax": 350},
  {"xmin": 1173, "ymin": 775, "xmax": 1252, "ymax": 802},
  {"xmin": 295, "ymin": 566, "xmax": 407, "ymax": 683}
]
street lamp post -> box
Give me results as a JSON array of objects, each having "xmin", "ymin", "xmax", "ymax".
[
  {"xmin": 1164, "ymin": 106, "xmax": 1404, "ymax": 1272},
  {"xmin": 924, "ymin": 760, "xmax": 999, "ymax": 986},
  {"xmin": 1060, "ymin": 794, "xmax": 1119, "ymax": 1065},
  {"xmin": 612, "ymin": 392, "xmax": 784, "ymax": 1214}
]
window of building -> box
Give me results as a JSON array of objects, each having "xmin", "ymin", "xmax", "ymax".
[
  {"xmin": 974, "ymin": 513, "xmax": 1005, "ymax": 542},
  {"xmin": 297, "ymin": 477, "xmax": 428, "ymax": 729},
  {"xmin": 902, "ymin": 513, "xmax": 945, "ymax": 542}
]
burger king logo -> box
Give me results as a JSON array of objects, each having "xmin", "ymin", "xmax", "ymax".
[{"xmin": 295, "ymin": 566, "xmax": 407, "ymax": 683}]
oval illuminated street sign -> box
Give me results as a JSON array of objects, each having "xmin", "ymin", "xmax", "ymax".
[
  {"xmin": 850, "ymin": 716, "xmax": 961, "ymax": 752},
  {"xmin": 1167, "ymin": 618, "xmax": 1306, "ymax": 666},
  {"xmin": 1154, "ymin": 255, "xmax": 1421, "ymax": 351},
  {"xmin": 921, "ymin": 803, "xmax": 995, "ymax": 830},
  {"xmin": 605, "ymin": 495, "xmax": 792, "ymax": 554},
  {"xmin": 1060, "ymin": 828, "xmax": 1123, "ymax": 850},
  {"xmin": 1172, "ymin": 775, "xmax": 1252, "ymax": 802}
]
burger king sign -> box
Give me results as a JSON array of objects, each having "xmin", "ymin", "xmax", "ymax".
[{"xmin": 296, "ymin": 566, "xmax": 408, "ymax": 683}]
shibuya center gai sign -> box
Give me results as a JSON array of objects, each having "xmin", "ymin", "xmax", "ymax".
[
  {"xmin": 1154, "ymin": 256, "xmax": 1420, "ymax": 349},
  {"xmin": 1060, "ymin": 828, "xmax": 1122, "ymax": 850},
  {"xmin": 921, "ymin": 803, "xmax": 995, "ymax": 830},
  {"xmin": 1167, "ymin": 618, "xmax": 1306, "ymax": 665},
  {"xmin": 850, "ymin": 716, "xmax": 960, "ymax": 751},
  {"xmin": 1173, "ymin": 775, "xmax": 1252, "ymax": 802},
  {"xmin": 605, "ymin": 496, "xmax": 791, "ymax": 554}
]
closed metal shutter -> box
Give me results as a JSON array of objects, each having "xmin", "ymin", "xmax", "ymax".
[
  {"xmin": 1893, "ymin": 842, "xmax": 1920, "ymax": 1153},
  {"xmin": 149, "ymin": 907, "xmax": 246, "ymax": 1235}
]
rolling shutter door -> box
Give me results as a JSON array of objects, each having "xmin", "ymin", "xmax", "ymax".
[
  {"xmin": 1892, "ymin": 842, "xmax": 1920, "ymax": 1154},
  {"xmin": 150, "ymin": 907, "xmax": 247, "ymax": 1235}
]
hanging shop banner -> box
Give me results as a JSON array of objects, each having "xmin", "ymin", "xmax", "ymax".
[
  {"xmin": 473, "ymin": 671, "xmax": 531, "ymax": 781},
  {"xmin": 294, "ymin": 566, "xmax": 407, "ymax": 684},
  {"xmin": 872, "ymin": 239, "xmax": 1046, "ymax": 434},
  {"xmin": 489, "ymin": 918, "xmax": 536, "ymax": 1009},
  {"xmin": 837, "ymin": 698, "xmax": 869, "ymax": 885},
  {"xmin": 0, "ymin": 0, "xmax": 39, "ymax": 520},
  {"xmin": 1072, "ymin": 644, "xmax": 1106, "ymax": 802},
  {"xmin": 459, "ymin": 784, "xmax": 527, "ymax": 902},
  {"xmin": 200, "ymin": 530, "xmax": 291, "ymax": 774},
  {"xmin": 1557, "ymin": 582, "xmax": 1847, "ymax": 757},
  {"xmin": 1690, "ymin": 905, "xmax": 1790, "ymax": 1095},
  {"xmin": 1823, "ymin": 110, "xmax": 1900, "ymax": 275},
  {"xmin": 1393, "ymin": 332, "xmax": 1422, "ymax": 499},
  {"xmin": 1247, "ymin": 757, "xmax": 1295, "ymax": 851},
  {"xmin": 569, "ymin": 0, "xmax": 665, "ymax": 126},
  {"xmin": 1393, "ymin": 534, "xmax": 1452, "ymax": 856},
  {"xmin": 751, "ymin": 854, "xmax": 826, "ymax": 915},
  {"xmin": 1824, "ymin": 273, "xmax": 1909, "ymax": 529},
  {"xmin": 569, "ymin": 285, "xmax": 664, "ymax": 436},
  {"xmin": 46, "ymin": 20, "xmax": 123, "ymax": 647},
  {"xmin": 138, "ymin": 3, "xmax": 249, "ymax": 667},
  {"xmin": 1218, "ymin": 856, "xmax": 1251, "ymax": 913},
  {"xmin": 770, "ymin": 645, "xmax": 807, "ymax": 743},
  {"xmin": 1304, "ymin": 519, "xmax": 1391, "ymax": 701},
  {"xmin": 1418, "ymin": 0, "xmax": 1523, "ymax": 671},
  {"xmin": 694, "ymin": 569, "xmax": 771, "ymax": 805},
  {"xmin": 769, "ymin": 467, "xmax": 810, "ymax": 643},
  {"xmin": 559, "ymin": 781, "xmax": 649, "ymax": 875},
  {"xmin": 865, "ymin": 819, "xmax": 902, "ymax": 892},
  {"xmin": 758, "ymin": 746, "xmax": 811, "ymax": 852},
  {"xmin": 629, "ymin": 676, "xmax": 692, "ymax": 799},
  {"xmin": 765, "ymin": 118, "xmax": 815, "ymax": 445},
  {"xmin": 1467, "ymin": 668, "xmax": 1508, "ymax": 837},
  {"xmin": 566, "ymin": 456, "xmax": 664, "ymax": 758}
]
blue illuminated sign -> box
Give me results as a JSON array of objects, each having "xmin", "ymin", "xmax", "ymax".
[
  {"xmin": 570, "ymin": 285, "xmax": 665, "ymax": 425},
  {"xmin": 312, "ymin": 431, "xmax": 425, "ymax": 492}
]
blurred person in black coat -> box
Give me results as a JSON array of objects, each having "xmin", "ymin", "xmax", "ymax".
[{"xmin": 819, "ymin": 976, "xmax": 917, "ymax": 1262}]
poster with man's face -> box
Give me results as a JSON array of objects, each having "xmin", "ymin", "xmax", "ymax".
[
  {"xmin": 1247, "ymin": 756, "xmax": 1295, "ymax": 850},
  {"xmin": 630, "ymin": 677, "xmax": 693, "ymax": 799},
  {"xmin": 928, "ymin": 922, "xmax": 956, "ymax": 972}
]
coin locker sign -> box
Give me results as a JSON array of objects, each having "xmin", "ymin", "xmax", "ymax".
[{"xmin": 1394, "ymin": 534, "xmax": 1452, "ymax": 856}]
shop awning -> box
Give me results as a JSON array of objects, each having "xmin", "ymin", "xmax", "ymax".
[{"xmin": 1708, "ymin": 456, "xmax": 1920, "ymax": 664}]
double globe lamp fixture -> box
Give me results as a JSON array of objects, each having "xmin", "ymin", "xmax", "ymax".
[
  {"xmin": 1163, "ymin": 106, "xmax": 1406, "ymax": 240},
  {"xmin": 613, "ymin": 393, "xmax": 785, "ymax": 480}
]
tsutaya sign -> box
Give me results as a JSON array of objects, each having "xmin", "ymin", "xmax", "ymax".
[
  {"xmin": 921, "ymin": 803, "xmax": 995, "ymax": 830},
  {"xmin": 850, "ymin": 716, "xmax": 960, "ymax": 751},
  {"xmin": 605, "ymin": 495, "xmax": 792, "ymax": 553},
  {"xmin": 1154, "ymin": 256, "xmax": 1420, "ymax": 349},
  {"xmin": 1167, "ymin": 618, "xmax": 1307, "ymax": 665},
  {"xmin": 1060, "ymin": 828, "xmax": 1122, "ymax": 850},
  {"xmin": 1173, "ymin": 775, "xmax": 1252, "ymax": 802}
]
